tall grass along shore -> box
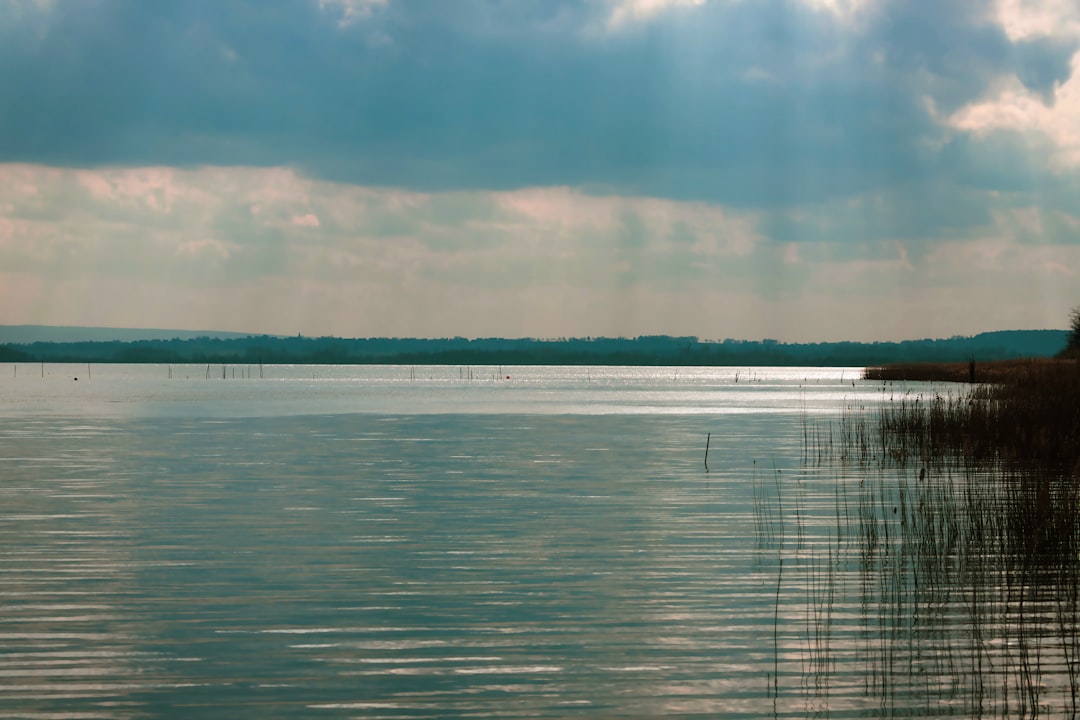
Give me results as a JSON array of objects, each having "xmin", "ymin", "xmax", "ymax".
[
  {"xmin": 771, "ymin": 357, "xmax": 1080, "ymax": 715},
  {"xmin": 863, "ymin": 358, "xmax": 1080, "ymax": 470}
]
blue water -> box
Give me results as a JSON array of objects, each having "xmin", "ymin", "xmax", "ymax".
[{"xmin": 2, "ymin": 365, "xmax": 1071, "ymax": 718}]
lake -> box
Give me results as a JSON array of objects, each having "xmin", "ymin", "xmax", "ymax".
[{"xmin": 1, "ymin": 364, "xmax": 1076, "ymax": 718}]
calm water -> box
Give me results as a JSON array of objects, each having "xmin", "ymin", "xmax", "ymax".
[{"xmin": 0, "ymin": 365, "xmax": 1074, "ymax": 718}]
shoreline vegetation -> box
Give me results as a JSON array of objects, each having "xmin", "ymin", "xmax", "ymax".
[
  {"xmin": 0, "ymin": 329, "xmax": 1067, "ymax": 367},
  {"xmin": 861, "ymin": 302, "xmax": 1078, "ymax": 469},
  {"xmin": 776, "ymin": 359, "xmax": 1080, "ymax": 712},
  {"xmin": 862, "ymin": 357, "xmax": 1080, "ymax": 470}
]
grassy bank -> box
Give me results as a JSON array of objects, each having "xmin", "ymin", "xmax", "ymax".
[
  {"xmin": 864, "ymin": 357, "xmax": 1076, "ymax": 384},
  {"xmin": 861, "ymin": 358, "xmax": 1080, "ymax": 470},
  {"xmin": 838, "ymin": 357, "xmax": 1080, "ymax": 573}
]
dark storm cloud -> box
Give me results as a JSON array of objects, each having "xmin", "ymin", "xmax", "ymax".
[{"xmin": 0, "ymin": 0, "xmax": 1075, "ymax": 207}]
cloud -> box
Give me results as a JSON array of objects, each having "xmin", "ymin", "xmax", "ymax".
[
  {"xmin": 291, "ymin": 213, "xmax": 321, "ymax": 228},
  {"xmin": 0, "ymin": 163, "xmax": 1074, "ymax": 341},
  {"xmin": 318, "ymin": 0, "xmax": 387, "ymax": 26},
  {"xmin": 606, "ymin": 0, "xmax": 706, "ymax": 29},
  {"xmin": 995, "ymin": 0, "xmax": 1080, "ymax": 43},
  {"xmin": 945, "ymin": 52, "xmax": 1080, "ymax": 169},
  {"xmin": 0, "ymin": 0, "xmax": 1075, "ymax": 209},
  {"xmin": 0, "ymin": 164, "xmax": 771, "ymax": 336},
  {"xmin": 2, "ymin": 2, "xmax": 1078, "ymax": 341}
]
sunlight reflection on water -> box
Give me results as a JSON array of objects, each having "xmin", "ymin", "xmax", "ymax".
[
  {"xmin": 4, "ymin": 365, "xmax": 1043, "ymax": 718},
  {"xmin": 0, "ymin": 363, "xmax": 875, "ymax": 418}
]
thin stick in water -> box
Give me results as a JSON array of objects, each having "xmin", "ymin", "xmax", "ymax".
[{"xmin": 774, "ymin": 556, "xmax": 783, "ymax": 704}]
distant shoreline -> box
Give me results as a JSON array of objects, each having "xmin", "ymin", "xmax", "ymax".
[{"xmin": 0, "ymin": 330, "xmax": 1067, "ymax": 368}]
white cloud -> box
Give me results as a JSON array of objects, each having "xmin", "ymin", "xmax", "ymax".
[
  {"xmin": 606, "ymin": 0, "xmax": 706, "ymax": 29},
  {"xmin": 946, "ymin": 52, "xmax": 1080, "ymax": 169},
  {"xmin": 291, "ymin": 213, "xmax": 321, "ymax": 228},
  {"xmin": 0, "ymin": 163, "xmax": 1072, "ymax": 341},
  {"xmin": 797, "ymin": 0, "xmax": 876, "ymax": 26},
  {"xmin": 994, "ymin": 0, "xmax": 1080, "ymax": 42},
  {"xmin": 939, "ymin": 1, "xmax": 1080, "ymax": 169},
  {"xmin": 317, "ymin": 0, "xmax": 387, "ymax": 27},
  {"xmin": 0, "ymin": 165, "xmax": 771, "ymax": 338}
]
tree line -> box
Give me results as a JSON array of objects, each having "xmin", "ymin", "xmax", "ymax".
[{"xmin": 0, "ymin": 329, "xmax": 1068, "ymax": 366}]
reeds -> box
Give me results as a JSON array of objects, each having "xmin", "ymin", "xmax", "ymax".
[
  {"xmin": 762, "ymin": 465, "xmax": 1080, "ymax": 716},
  {"xmin": 865, "ymin": 357, "xmax": 1077, "ymax": 384},
  {"xmin": 767, "ymin": 358, "xmax": 1080, "ymax": 716},
  {"xmin": 850, "ymin": 359, "xmax": 1080, "ymax": 469}
]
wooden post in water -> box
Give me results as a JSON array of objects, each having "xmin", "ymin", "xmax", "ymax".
[{"xmin": 705, "ymin": 433, "xmax": 711, "ymax": 473}]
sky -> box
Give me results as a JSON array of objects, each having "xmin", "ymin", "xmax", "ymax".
[{"xmin": 1, "ymin": 0, "xmax": 1078, "ymax": 342}]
